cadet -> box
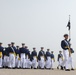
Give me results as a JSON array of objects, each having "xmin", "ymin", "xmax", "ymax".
[
  {"xmin": 38, "ymin": 47, "xmax": 45, "ymax": 69},
  {"xmin": 51, "ymin": 51, "xmax": 55, "ymax": 70},
  {"xmin": 0, "ymin": 43, "xmax": 4, "ymax": 68},
  {"xmin": 15, "ymin": 46, "xmax": 20, "ymax": 68},
  {"xmin": 25, "ymin": 46, "xmax": 32, "ymax": 69},
  {"xmin": 11, "ymin": 42, "xmax": 16, "ymax": 68},
  {"xmin": 45, "ymin": 49, "xmax": 51, "ymax": 69},
  {"xmin": 61, "ymin": 34, "xmax": 71, "ymax": 71},
  {"xmin": 57, "ymin": 51, "xmax": 63, "ymax": 69},
  {"xmin": 19, "ymin": 43, "xmax": 27, "ymax": 69},
  {"xmin": 3, "ymin": 44, "xmax": 10, "ymax": 68},
  {"xmin": 31, "ymin": 48, "xmax": 38, "ymax": 69},
  {"xmin": 9, "ymin": 43, "xmax": 16, "ymax": 69}
]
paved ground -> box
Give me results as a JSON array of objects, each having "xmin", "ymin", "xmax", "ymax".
[{"xmin": 0, "ymin": 69, "xmax": 75, "ymax": 75}]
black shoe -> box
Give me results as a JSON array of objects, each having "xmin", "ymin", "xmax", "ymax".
[
  {"xmin": 64, "ymin": 66, "xmax": 66, "ymax": 69},
  {"xmin": 22, "ymin": 68, "xmax": 25, "ymax": 69},
  {"xmin": 8, "ymin": 67, "xmax": 12, "ymax": 69},
  {"xmin": 15, "ymin": 67, "xmax": 17, "ymax": 69},
  {"xmin": 34, "ymin": 68, "xmax": 37, "ymax": 69},
  {"xmin": 57, "ymin": 67, "xmax": 59, "ymax": 69},
  {"xmin": 17, "ymin": 67, "xmax": 20, "ymax": 69},
  {"xmin": 2, "ymin": 66, "xmax": 4, "ymax": 68},
  {"xmin": 12, "ymin": 68, "xmax": 15, "ymax": 69},
  {"xmin": 65, "ymin": 69, "xmax": 70, "ymax": 71},
  {"xmin": 61, "ymin": 66, "xmax": 64, "ymax": 70},
  {"xmin": 41, "ymin": 68, "xmax": 44, "ymax": 70},
  {"xmin": 71, "ymin": 68, "xmax": 74, "ymax": 71},
  {"xmin": 6, "ymin": 66, "xmax": 9, "ymax": 69},
  {"xmin": 0, "ymin": 67, "xmax": 2, "ymax": 69},
  {"xmin": 51, "ymin": 68, "xmax": 54, "ymax": 70},
  {"xmin": 46, "ymin": 68, "xmax": 51, "ymax": 70}
]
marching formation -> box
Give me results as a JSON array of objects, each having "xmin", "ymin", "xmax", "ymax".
[
  {"xmin": 0, "ymin": 42, "xmax": 56, "ymax": 69},
  {"xmin": 0, "ymin": 34, "xmax": 74, "ymax": 71}
]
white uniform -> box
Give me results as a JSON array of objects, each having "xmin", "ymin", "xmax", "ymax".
[
  {"xmin": 15, "ymin": 54, "xmax": 21, "ymax": 68},
  {"xmin": 20, "ymin": 53, "xmax": 26, "ymax": 68},
  {"xmin": 39, "ymin": 56, "xmax": 45, "ymax": 69},
  {"xmin": 32, "ymin": 56, "xmax": 38, "ymax": 68},
  {"xmin": 68, "ymin": 56, "xmax": 74, "ymax": 69},
  {"xmin": 9, "ymin": 46, "xmax": 16, "ymax": 68},
  {"xmin": 51, "ymin": 53, "xmax": 55, "ymax": 69},
  {"xmin": 61, "ymin": 40, "xmax": 70, "ymax": 69},
  {"xmin": 3, "ymin": 56, "xmax": 9, "ymax": 67},
  {"xmin": 0, "ymin": 55, "xmax": 2, "ymax": 68},
  {"xmin": 9, "ymin": 53, "xmax": 15, "ymax": 68},
  {"xmin": 0, "ymin": 46, "xmax": 4, "ymax": 68},
  {"xmin": 51, "ymin": 58, "xmax": 54, "ymax": 69},
  {"xmin": 38, "ymin": 50, "xmax": 45, "ymax": 69},
  {"xmin": 58, "ymin": 58, "xmax": 63, "ymax": 67},
  {"xmin": 26, "ymin": 55, "xmax": 32, "ymax": 69},
  {"xmin": 57, "ymin": 54, "xmax": 63, "ymax": 68},
  {"xmin": 61, "ymin": 50, "xmax": 69, "ymax": 69},
  {"xmin": 45, "ymin": 57, "xmax": 51, "ymax": 69}
]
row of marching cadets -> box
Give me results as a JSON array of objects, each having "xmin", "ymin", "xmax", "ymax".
[
  {"xmin": 0, "ymin": 42, "xmax": 31, "ymax": 69},
  {"xmin": 0, "ymin": 42, "xmax": 56, "ymax": 69},
  {"xmin": 38, "ymin": 48, "xmax": 55, "ymax": 69},
  {"xmin": 0, "ymin": 34, "xmax": 74, "ymax": 71}
]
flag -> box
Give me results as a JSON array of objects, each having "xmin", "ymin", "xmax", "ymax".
[{"xmin": 67, "ymin": 20, "xmax": 71, "ymax": 30}]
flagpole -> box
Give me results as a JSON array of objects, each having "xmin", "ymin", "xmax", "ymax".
[
  {"xmin": 69, "ymin": 15, "xmax": 71, "ymax": 42},
  {"xmin": 66, "ymin": 15, "xmax": 71, "ymax": 57}
]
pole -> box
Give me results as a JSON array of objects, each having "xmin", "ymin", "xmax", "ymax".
[
  {"xmin": 68, "ymin": 15, "xmax": 71, "ymax": 57},
  {"xmin": 69, "ymin": 15, "xmax": 71, "ymax": 42}
]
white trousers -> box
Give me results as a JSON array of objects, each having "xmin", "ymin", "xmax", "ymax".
[
  {"xmin": 45, "ymin": 57, "xmax": 51, "ymax": 69},
  {"xmin": 20, "ymin": 53, "xmax": 26, "ymax": 68},
  {"xmin": 15, "ymin": 55, "xmax": 21, "ymax": 68},
  {"xmin": 32, "ymin": 57, "xmax": 38, "ymax": 68},
  {"xmin": 58, "ymin": 58, "xmax": 63, "ymax": 67},
  {"xmin": 3, "ymin": 56, "xmax": 9, "ymax": 67},
  {"xmin": 0, "ymin": 57, "xmax": 2, "ymax": 68},
  {"xmin": 39, "ymin": 57, "xmax": 45, "ymax": 68},
  {"xmin": 51, "ymin": 59, "xmax": 54, "ymax": 68},
  {"xmin": 26, "ymin": 59, "xmax": 32, "ymax": 68},
  {"xmin": 61, "ymin": 50, "xmax": 69, "ymax": 69},
  {"xmin": 68, "ymin": 56, "xmax": 74, "ymax": 69},
  {"xmin": 9, "ymin": 54, "xmax": 15, "ymax": 68}
]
